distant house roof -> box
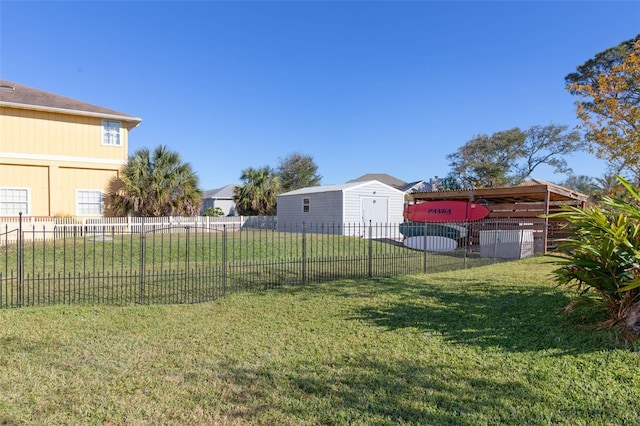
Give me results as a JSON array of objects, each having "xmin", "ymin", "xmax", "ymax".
[
  {"xmin": 403, "ymin": 180, "xmax": 429, "ymax": 193},
  {"xmin": 203, "ymin": 184, "xmax": 238, "ymax": 199},
  {"xmin": 279, "ymin": 180, "xmax": 403, "ymax": 196},
  {"xmin": 348, "ymin": 174, "xmax": 433, "ymax": 193},
  {"xmin": 0, "ymin": 80, "xmax": 142, "ymax": 126},
  {"xmin": 348, "ymin": 173, "xmax": 408, "ymax": 191}
]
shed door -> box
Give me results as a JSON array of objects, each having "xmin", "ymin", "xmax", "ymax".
[{"xmin": 361, "ymin": 197, "xmax": 389, "ymax": 238}]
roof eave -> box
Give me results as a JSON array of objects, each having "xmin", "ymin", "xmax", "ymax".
[{"xmin": 0, "ymin": 101, "xmax": 142, "ymax": 127}]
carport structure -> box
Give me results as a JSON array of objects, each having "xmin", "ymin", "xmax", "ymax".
[{"xmin": 409, "ymin": 179, "xmax": 589, "ymax": 253}]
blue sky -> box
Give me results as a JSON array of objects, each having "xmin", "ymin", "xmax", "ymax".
[{"xmin": 2, "ymin": 1, "xmax": 639, "ymax": 190}]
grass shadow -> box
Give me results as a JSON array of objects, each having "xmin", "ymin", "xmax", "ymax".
[
  {"xmin": 349, "ymin": 276, "xmax": 618, "ymax": 353},
  {"xmin": 276, "ymin": 258, "xmax": 618, "ymax": 353},
  {"xmin": 212, "ymin": 354, "xmax": 549, "ymax": 425}
]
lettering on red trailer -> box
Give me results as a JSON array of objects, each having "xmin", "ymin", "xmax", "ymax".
[{"xmin": 427, "ymin": 208, "xmax": 452, "ymax": 215}]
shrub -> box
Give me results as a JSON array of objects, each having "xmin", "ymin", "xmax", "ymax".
[
  {"xmin": 548, "ymin": 176, "xmax": 640, "ymax": 341},
  {"xmin": 202, "ymin": 207, "xmax": 224, "ymax": 217}
]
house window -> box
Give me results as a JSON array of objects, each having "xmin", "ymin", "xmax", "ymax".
[
  {"xmin": 0, "ymin": 188, "xmax": 30, "ymax": 216},
  {"xmin": 303, "ymin": 197, "xmax": 310, "ymax": 213},
  {"xmin": 102, "ymin": 120, "xmax": 121, "ymax": 146},
  {"xmin": 76, "ymin": 190, "xmax": 103, "ymax": 216}
]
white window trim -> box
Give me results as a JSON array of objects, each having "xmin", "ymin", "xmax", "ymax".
[
  {"xmin": 302, "ymin": 197, "xmax": 310, "ymax": 213},
  {"xmin": 102, "ymin": 120, "xmax": 122, "ymax": 147},
  {"xmin": 0, "ymin": 187, "xmax": 31, "ymax": 216},
  {"xmin": 75, "ymin": 189, "xmax": 104, "ymax": 217}
]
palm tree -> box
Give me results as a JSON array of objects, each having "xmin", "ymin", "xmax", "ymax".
[
  {"xmin": 109, "ymin": 145, "xmax": 202, "ymax": 216},
  {"xmin": 234, "ymin": 166, "xmax": 281, "ymax": 216},
  {"xmin": 596, "ymin": 174, "xmax": 622, "ymax": 198},
  {"xmin": 561, "ymin": 175, "xmax": 599, "ymax": 196}
]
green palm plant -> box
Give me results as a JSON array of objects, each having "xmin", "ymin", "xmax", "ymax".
[
  {"xmin": 109, "ymin": 145, "xmax": 202, "ymax": 217},
  {"xmin": 234, "ymin": 166, "xmax": 280, "ymax": 216},
  {"xmin": 596, "ymin": 174, "xmax": 621, "ymax": 196},
  {"xmin": 548, "ymin": 176, "xmax": 640, "ymax": 340}
]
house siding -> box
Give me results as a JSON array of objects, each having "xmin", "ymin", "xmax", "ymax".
[
  {"xmin": 1, "ymin": 108, "xmax": 129, "ymax": 161},
  {"xmin": 1, "ymin": 164, "xmax": 49, "ymax": 216},
  {"xmin": 202, "ymin": 198, "xmax": 236, "ymax": 216},
  {"xmin": 2, "ymin": 163, "xmax": 120, "ymax": 217},
  {"xmin": 1, "ymin": 98, "xmax": 136, "ymax": 217}
]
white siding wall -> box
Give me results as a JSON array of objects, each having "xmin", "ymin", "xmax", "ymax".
[
  {"xmin": 215, "ymin": 199, "xmax": 236, "ymax": 216},
  {"xmin": 343, "ymin": 181, "xmax": 404, "ymax": 224},
  {"xmin": 202, "ymin": 198, "xmax": 237, "ymax": 216},
  {"xmin": 277, "ymin": 190, "xmax": 343, "ymax": 232}
]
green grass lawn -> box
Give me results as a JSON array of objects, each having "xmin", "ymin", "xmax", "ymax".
[{"xmin": 1, "ymin": 256, "xmax": 638, "ymax": 425}]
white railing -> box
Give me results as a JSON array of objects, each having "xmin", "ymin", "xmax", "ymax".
[{"xmin": 0, "ymin": 216, "xmax": 277, "ymax": 242}]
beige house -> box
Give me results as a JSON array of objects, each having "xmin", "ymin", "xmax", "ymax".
[{"xmin": 0, "ymin": 80, "xmax": 141, "ymax": 217}]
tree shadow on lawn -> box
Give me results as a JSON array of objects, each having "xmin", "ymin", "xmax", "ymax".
[
  {"xmin": 212, "ymin": 353, "xmax": 549, "ymax": 425},
  {"xmin": 347, "ymin": 277, "xmax": 613, "ymax": 354},
  {"xmin": 278, "ymin": 274, "xmax": 614, "ymax": 354}
]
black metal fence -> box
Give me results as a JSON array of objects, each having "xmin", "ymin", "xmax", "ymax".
[{"xmin": 0, "ymin": 216, "xmax": 545, "ymax": 308}]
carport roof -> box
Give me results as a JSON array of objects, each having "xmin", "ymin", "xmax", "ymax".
[{"xmin": 411, "ymin": 179, "xmax": 589, "ymax": 204}]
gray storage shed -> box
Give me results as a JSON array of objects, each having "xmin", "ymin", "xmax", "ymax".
[{"xmin": 276, "ymin": 180, "xmax": 404, "ymax": 237}]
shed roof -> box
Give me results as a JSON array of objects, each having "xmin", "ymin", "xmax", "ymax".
[
  {"xmin": 279, "ymin": 180, "xmax": 403, "ymax": 197},
  {"xmin": 411, "ymin": 179, "xmax": 589, "ymax": 204},
  {"xmin": 0, "ymin": 80, "xmax": 142, "ymax": 125}
]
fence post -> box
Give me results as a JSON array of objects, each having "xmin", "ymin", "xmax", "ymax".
[
  {"xmin": 302, "ymin": 222, "xmax": 307, "ymax": 284},
  {"xmin": 368, "ymin": 221, "xmax": 373, "ymax": 277},
  {"xmin": 463, "ymin": 220, "xmax": 469, "ymax": 269},
  {"xmin": 423, "ymin": 221, "xmax": 428, "ymax": 274},
  {"xmin": 17, "ymin": 212, "xmax": 24, "ymax": 307},
  {"xmin": 139, "ymin": 217, "xmax": 145, "ymax": 304},
  {"xmin": 185, "ymin": 225, "xmax": 191, "ymax": 302},
  {"xmin": 492, "ymin": 220, "xmax": 499, "ymax": 263},
  {"xmin": 222, "ymin": 225, "xmax": 227, "ymax": 297}
]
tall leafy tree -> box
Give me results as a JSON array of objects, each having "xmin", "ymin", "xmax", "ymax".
[
  {"xmin": 441, "ymin": 173, "xmax": 463, "ymax": 191},
  {"xmin": 234, "ymin": 166, "xmax": 281, "ymax": 216},
  {"xmin": 276, "ymin": 152, "xmax": 322, "ymax": 192},
  {"xmin": 565, "ymin": 35, "xmax": 640, "ymax": 178},
  {"xmin": 109, "ymin": 145, "xmax": 202, "ymax": 216},
  {"xmin": 447, "ymin": 125, "xmax": 583, "ymax": 189},
  {"xmin": 514, "ymin": 124, "xmax": 584, "ymax": 182},
  {"xmin": 447, "ymin": 128, "xmax": 526, "ymax": 188}
]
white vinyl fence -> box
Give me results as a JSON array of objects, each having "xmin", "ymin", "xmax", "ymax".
[{"xmin": 0, "ymin": 216, "xmax": 277, "ymax": 242}]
